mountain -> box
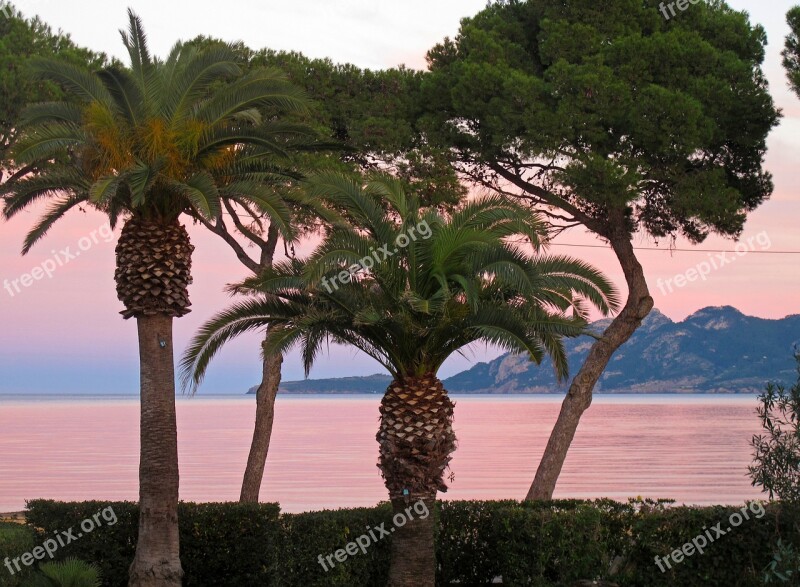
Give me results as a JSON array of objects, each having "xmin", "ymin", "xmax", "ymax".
[
  {"xmin": 248, "ymin": 307, "xmax": 800, "ymax": 395},
  {"xmin": 248, "ymin": 373, "xmax": 392, "ymax": 395},
  {"xmin": 444, "ymin": 306, "xmax": 800, "ymax": 393}
]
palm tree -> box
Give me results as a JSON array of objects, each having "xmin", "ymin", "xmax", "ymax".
[
  {"xmin": 1, "ymin": 11, "xmax": 312, "ymax": 586},
  {"xmin": 181, "ymin": 174, "xmax": 619, "ymax": 586}
]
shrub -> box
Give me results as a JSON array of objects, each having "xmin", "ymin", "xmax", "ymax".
[
  {"xmin": 24, "ymin": 501, "xmax": 136, "ymax": 587},
  {"xmin": 436, "ymin": 500, "xmax": 512, "ymax": 585},
  {"xmin": 23, "ymin": 558, "xmax": 101, "ymax": 587},
  {"xmin": 750, "ymin": 351, "xmax": 800, "ymax": 503},
  {"xmin": 0, "ymin": 521, "xmax": 36, "ymax": 586}
]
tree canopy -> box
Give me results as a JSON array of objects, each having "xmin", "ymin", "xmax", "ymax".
[
  {"xmin": 420, "ymin": 0, "xmax": 780, "ymax": 243},
  {"xmin": 0, "ymin": 3, "xmax": 106, "ymax": 180},
  {"xmin": 784, "ymin": 6, "xmax": 800, "ymax": 98}
]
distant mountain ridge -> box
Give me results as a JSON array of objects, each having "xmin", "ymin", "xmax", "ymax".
[
  {"xmin": 248, "ymin": 307, "xmax": 800, "ymax": 395},
  {"xmin": 248, "ymin": 373, "xmax": 392, "ymax": 395}
]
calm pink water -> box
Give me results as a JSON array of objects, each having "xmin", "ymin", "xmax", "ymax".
[{"xmin": 0, "ymin": 395, "xmax": 764, "ymax": 513}]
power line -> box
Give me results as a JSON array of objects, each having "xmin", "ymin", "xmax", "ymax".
[
  {"xmin": 550, "ymin": 243, "xmax": 800, "ymax": 254},
  {"xmin": 216, "ymin": 211, "xmax": 800, "ymax": 254}
]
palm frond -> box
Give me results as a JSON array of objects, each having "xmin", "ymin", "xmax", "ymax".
[
  {"xmin": 195, "ymin": 68, "xmax": 309, "ymax": 126},
  {"xmin": 23, "ymin": 194, "xmax": 90, "ymax": 254},
  {"xmin": 164, "ymin": 45, "xmax": 240, "ymax": 123},
  {"xmin": 28, "ymin": 58, "xmax": 116, "ymax": 108},
  {"xmin": 20, "ymin": 102, "xmax": 84, "ymax": 126},
  {"xmin": 13, "ymin": 124, "xmax": 87, "ymax": 164},
  {"xmin": 181, "ymin": 171, "xmax": 221, "ymax": 219},
  {"xmin": 97, "ymin": 66, "xmax": 144, "ymax": 126},
  {"xmin": 180, "ymin": 297, "xmax": 291, "ymax": 394}
]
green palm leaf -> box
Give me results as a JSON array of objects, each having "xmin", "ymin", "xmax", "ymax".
[{"xmin": 182, "ymin": 173, "xmax": 619, "ymax": 388}]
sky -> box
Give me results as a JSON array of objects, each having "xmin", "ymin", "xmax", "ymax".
[{"xmin": 1, "ymin": 0, "xmax": 799, "ymax": 394}]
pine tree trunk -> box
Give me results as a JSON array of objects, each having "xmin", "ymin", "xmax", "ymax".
[
  {"xmin": 240, "ymin": 349, "xmax": 283, "ymax": 503},
  {"xmin": 377, "ymin": 373, "xmax": 456, "ymax": 587},
  {"xmin": 128, "ymin": 314, "xmax": 183, "ymax": 586},
  {"xmin": 526, "ymin": 232, "xmax": 653, "ymax": 500}
]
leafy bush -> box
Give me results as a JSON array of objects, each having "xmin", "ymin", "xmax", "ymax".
[
  {"xmin": 23, "ymin": 501, "xmax": 136, "ymax": 587},
  {"xmin": 0, "ymin": 521, "xmax": 36, "ymax": 586},
  {"xmin": 763, "ymin": 539, "xmax": 800, "ymax": 585},
  {"xmin": 23, "ymin": 558, "xmax": 101, "ymax": 587},
  {"xmin": 23, "ymin": 499, "xmax": 800, "ymax": 586},
  {"xmin": 750, "ymin": 351, "xmax": 800, "ymax": 503}
]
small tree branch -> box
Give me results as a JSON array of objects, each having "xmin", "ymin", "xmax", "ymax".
[
  {"xmin": 192, "ymin": 212, "xmax": 261, "ymax": 274},
  {"xmin": 223, "ymin": 200, "xmax": 268, "ymax": 249}
]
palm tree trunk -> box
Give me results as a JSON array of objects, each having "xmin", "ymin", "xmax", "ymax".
[
  {"xmin": 240, "ymin": 348, "xmax": 283, "ymax": 502},
  {"xmin": 239, "ymin": 225, "xmax": 282, "ymax": 503},
  {"xmin": 129, "ymin": 314, "xmax": 183, "ymax": 586},
  {"xmin": 387, "ymin": 497, "xmax": 437, "ymax": 586},
  {"xmin": 526, "ymin": 231, "xmax": 653, "ymax": 500},
  {"xmin": 377, "ymin": 373, "xmax": 456, "ymax": 587}
]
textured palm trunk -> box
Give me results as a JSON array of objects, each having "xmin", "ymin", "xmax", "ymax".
[
  {"xmin": 129, "ymin": 314, "xmax": 183, "ymax": 586},
  {"xmin": 526, "ymin": 232, "xmax": 653, "ymax": 500},
  {"xmin": 116, "ymin": 217, "xmax": 192, "ymax": 586},
  {"xmin": 240, "ymin": 349, "xmax": 283, "ymax": 503},
  {"xmin": 377, "ymin": 373, "xmax": 456, "ymax": 587}
]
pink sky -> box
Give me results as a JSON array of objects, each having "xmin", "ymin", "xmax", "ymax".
[{"xmin": 1, "ymin": 0, "xmax": 798, "ymax": 393}]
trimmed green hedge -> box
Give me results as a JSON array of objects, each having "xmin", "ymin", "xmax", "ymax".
[
  {"xmin": 276, "ymin": 505, "xmax": 393, "ymax": 586},
  {"xmin": 24, "ymin": 501, "xmax": 281, "ymax": 586},
  {"xmin": 18, "ymin": 499, "xmax": 800, "ymax": 586}
]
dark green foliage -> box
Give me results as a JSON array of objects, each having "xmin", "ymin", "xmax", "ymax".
[
  {"xmin": 0, "ymin": 3, "xmax": 106, "ymax": 179},
  {"xmin": 177, "ymin": 502, "xmax": 282, "ymax": 586},
  {"xmin": 183, "ymin": 36, "xmax": 465, "ymax": 208},
  {"xmin": 421, "ymin": 0, "xmax": 780, "ymax": 243},
  {"xmin": 25, "ymin": 501, "xmax": 281, "ymax": 587},
  {"xmin": 763, "ymin": 538, "xmax": 800, "ymax": 585},
  {"xmin": 784, "ymin": 6, "xmax": 800, "ymax": 98},
  {"xmin": 750, "ymin": 352, "xmax": 800, "ymax": 503},
  {"xmin": 436, "ymin": 500, "xmax": 516, "ymax": 584},
  {"xmin": 23, "ymin": 558, "xmax": 101, "ymax": 587},
  {"xmin": 0, "ymin": 521, "xmax": 36, "ymax": 586},
  {"xmin": 491, "ymin": 500, "xmax": 631, "ymax": 585},
  {"xmin": 246, "ymin": 50, "xmax": 466, "ymax": 209},
  {"xmin": 275, "ymin": 505, "xmax": 393, "ymax": 587},
  {"xmin": 23, "ymin": 499, "xmax": 800, "ymax": 586},
  {"xmin": 24, "ymin": 501, "xmax": 137, "ymax": 587}
]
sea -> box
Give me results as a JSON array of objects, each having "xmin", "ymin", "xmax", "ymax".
[{"xmin": 0, "ymin": 394, "xmax": 765, "ymax": 513}]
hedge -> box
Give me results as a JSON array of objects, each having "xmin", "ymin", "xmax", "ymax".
[{"xmin": 17, "ymin": 499, "xmax": 800, "ymax": 586}]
